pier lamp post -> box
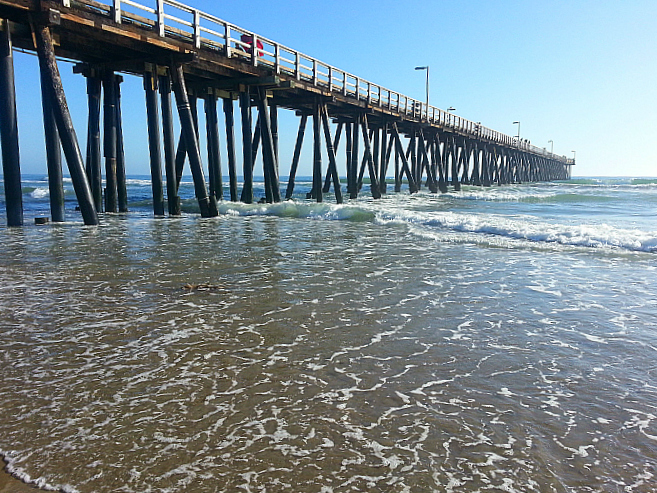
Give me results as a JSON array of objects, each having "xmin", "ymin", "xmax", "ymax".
[
  {"xmin": 446, "ymin": 106, "xmax": 455, "ymax": 125},
  {"xmin": 414, "ymin": 66, "xmax": 429, "ymax": 119},
  {"xmin": 513, "ymin": 121, "xmax": 520, "ymax": 146},
  {"xmin": 548, "ymin": 140, "xmax": 553, "ymax": 154},
  {"xmin": 571, "ymin": 150, "xmax": 576, "ymax": 162}
]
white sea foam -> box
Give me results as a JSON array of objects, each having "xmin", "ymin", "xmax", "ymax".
[
  {"xmin": 377, "ymin": 209, "xmax": 657, "ymax": 253},
  {"xmin": 29, "ymin": 187, "xmax": 50, "ymax": 199}
]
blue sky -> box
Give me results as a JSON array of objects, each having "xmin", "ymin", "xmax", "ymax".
[{"xmin": 9, "ymin": 0, "xmax": 657, "ymax": 177}]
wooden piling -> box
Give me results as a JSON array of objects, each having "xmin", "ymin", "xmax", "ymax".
[
  {"xmin": 320, "ymin": 105, "xmax": 343, "ymax": 203},
  {"xmin": 159, "ymin": 72, "xmax": 181, "ymax": 215},
  {"xmin": 256, "ymin": 87, "xmax": 281, "ymax": 202},
  {"xmin": 34, "ymin": 24, "xmax": 98, "ymax": 225},
  {"xmin": 356, "ymin": 132, "xmax": 371, "ymax": 192},
  {"xmin": 39, "ymin": 50, "xmax": 65, "ymax": 222},
  {"xmin": 144, "ymin": 69, "xmax": 165, "ymax": 216},
  {"xmin": 222, "ymin": 97, "xmax": 239, "ymax": 202},
  {"xmin": 171, "ymin": 64, "xmax": 217, "ymax": 217},
  {"xmin": 391, "ymin": 123, "xmax": 417, "ymax": 193},
  {"xmin": 205, "ymin": 90, "xmax": 223, "ymax": 202},
  {"xmin": 450, "ymin": 136, "xmax": 461, "ymax": 191},
  {"xmin": 115, "ymin": 76, "xmax": 128, "ymax": 212},
  {"xmin": 84, "ymin": 73, "xmax": 102, "ymax": 212},
  {"xmin": 102, "ymin": 72, "xmax": 118, "ymax": 212},
  {"xmin": 482, "ymin": 145, "xmax": 492, "ymax": 187},
  {"xmin": 418, "ymin": 130, "xmax": 437, "ymax": 193},
  {"xmin": 394, "ymin": 138, "xmax": 401, "ymax": 193},
  {"xmin": 344, "ymin": 121, "xmax": 353, "ymax": 196},
  {"xmin": 323, "ymin": 122, "xmax": 342, "ymax": 194},
  {"xmin": 312, "ymin": 102, "xmax": 322, "ymax": 203},
  {"xmin": 471, "ymin": 143, "xmax": 481, "ymax": 186},
  {"xmin": 409, "ymin": 130, "xmax": 418, "ymax": 188},
  {"xmin": 270, "ymin": 102, "xmax": 279, "ymax": 174},
  {"xmin": 285, "ymin": 113, "xmax": 307, "ymax": 199},
  {"xmin": 0, "ymin": 19, "xmax": 23, "ymax": 226},
  {"xmin": 350, "ymin": 115, "xmax": 360, "ymax": 199},
  {"xmin": 380, "ymin": 123, "xmax": 389, "ymax": 194},
  {"xmin": 360, "ymin": 114, "xmax": 381, "ymax": 199},
  {"xmin": 239, "ymin": 90, "xmax": 254, "ymax": 204},
  {"xmin": 372, "ymin": 125, "xmax": 380, "ymax": 186},
  {"xmin": 174, "ymin": 93, "xmax": 198, "ymax": 190},
  {"xmin": 251, "ymin": 112, "xmax": 261, "ymax": 167}
]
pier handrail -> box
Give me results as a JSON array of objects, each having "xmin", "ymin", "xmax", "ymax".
[{"xmin": 63, "ymin": 0, "xmax": 569, "ymax": 163}]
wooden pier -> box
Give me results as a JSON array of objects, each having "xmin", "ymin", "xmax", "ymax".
[{"xmin": 0, "ymin": 0, "xmax": 574, "ymax": 226}]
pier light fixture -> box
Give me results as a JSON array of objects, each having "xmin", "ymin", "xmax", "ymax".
[
  {"xmin": 513, "ymin": 121, "xmax": 520, "ymax": 140},
  {"xmin": 414, "ymin": 66, "xmax": 429, "ymax": 118},
  {"xmin": 447, "ymin": 107, "xmax": 456, "ymax": 112},
  {"xmin": 572, "ymin": 150, "xmax": 576, "ymax": 162},
  {"xmin": 548, "ymin": 140, "xmax": 553, "ymax": 154}
]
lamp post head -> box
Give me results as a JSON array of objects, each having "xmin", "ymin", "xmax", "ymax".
[
  {"xmin": 415, "ymin": 66, "xmax": 428, "ymax": 70},
  {"xmin": 447, "ymin": 107, "xmax": 456, "ymax": 112}
]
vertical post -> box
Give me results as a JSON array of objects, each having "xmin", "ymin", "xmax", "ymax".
[
  {"xmin": 224, "ymin": 22, "xmax": 232, "ymax": 58},
  {"xmin": 451, "ymin": 137, "xmax": 460, "ymax": 191},
  {"xmin": 34, "ymin": 24, "xmax": 98, "ymax": 225},
  {"xmin": 372, "ymin": 125, "xmax": 380, "ymax": 186},
  {"xmin": 252, "ymin": 34, "xmax": 259, "ymax": 67},
  {"xmin": 461, "ymin": 139, "xmax": 471, "ymax": 184},
  {"xmin": 144, "ymin": 69, "xmax": 165, "ymax": 216},
  {"xmin": 380, "ymin": 122, "xmax": 388, "ymax": 194},
  {"xmin": 257, "ymin": 114, "xmax": 273, "ymax": 202},
  {"xmin": 115, "ymin": 75, "xmax": 128, "ymax": 212},
  {"xmin": 270, "ymin": 102, "xmax": 279, "ymax": 172},
  {"xmin": 85, "ymin": 74, "xmax": 102, "ymax": 212},
  {"xmin": 113, "ymin": 0, "xmax": 122, "ymax": 23},
  {"xmin": 482, "ymin": 144, "xmax": 491, "ymax": 187},
  {"xmin": 0, "ymin": 19, "xmax": 22, "ymax": 226},
  {"xmin": 171, "ymin": 64, "xmax": 217, "ymax": 217},
  {"xmin": 239, "ymin": 89, "xmax": 253, "ymax": 203},
  {"xmin": 344, "ymin": 121, "xmax": 352, "ymax": 195},
  {"xmin": 156, "ymin": 0, "xmax": 165, "ymax": 37},
  {"xmin": 394, "ymin": 135, "xmax": 401, "ymax": 192},
  {"xmin": 256, "ymin": 87, "xmax": 281, "ymax": 202},
  {"xmin": 222, "ymin": 97, "xmax": 239, "ymax": 201},
  {"xmin": 409, "ymin": 130, "xmax": 417, "ymax": 188},
  {"xmin": 103, "ymin": 72, "xmax": 118, "ymax": 212},
  {"xmin": 39, "ymin": 54, "xmax": 65, "ymax": 222},
  {"xmin": 205, "ymin": 90, "xmax": 223, "ymax": 201},
  {"xmin": 350, "ymin": 114, "xmax": 359, "ymax": 199},
  {"xmin": 159, "ymin": 71, "xmax": 180, "ymax": 215},
  {"xmin": 285, "ymin": 113, "xmax": 307, "ymax": 200},
  {"xmin": 472, "ymin": 143, "xmax": 481, "ymax": 186},
  {"xmin": 193, "ymin": 9, "xmax": 201, "ymax": 49},
  {"xmin": 312, "ymin": 102, "xmax": 322, "ymax": 203}
]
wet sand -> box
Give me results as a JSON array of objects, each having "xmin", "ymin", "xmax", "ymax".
[{"xmin": 0, "ymin": 467, "xmax": 39, "ymax": 493}]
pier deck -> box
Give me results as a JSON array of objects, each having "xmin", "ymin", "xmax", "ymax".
[{"xmin": 0, "ymin": 0, "xmax": 574, "ymax": 226}]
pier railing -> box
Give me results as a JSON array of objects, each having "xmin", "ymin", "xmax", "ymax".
[{"xmin": 61, "ymin": 0, "xmax": 569, "ymax": 163}]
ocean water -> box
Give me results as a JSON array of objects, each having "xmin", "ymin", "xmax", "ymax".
[{"xmin": 1, "ymin": 175, "xmax": 656, "ymax": 492}]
